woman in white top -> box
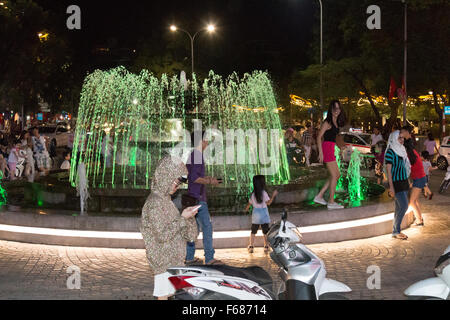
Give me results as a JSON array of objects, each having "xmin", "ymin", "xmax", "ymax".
[{"xmin": 244, "ymin": 175, "xmax": 278, "ymax": 253}]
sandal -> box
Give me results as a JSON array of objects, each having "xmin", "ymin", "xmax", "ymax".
[
  {"xmin": 205, "ymin": 259, "xmax": 224, "ymax": 265},
  {"xmin": 413, "ymin": 221, "xmax": 424, "ymax": 227},
  {"xmin": 428, "ymin": 192, "xmax": 433, "ymax": 200},
  {"xmin": 264, "ymin": 246, "xmax": 270, "ymax": 253},
  {"xmin": 185, "ymin": 257, "xmax": 201, "ymax": 265},
  {"xmin": 247, "ymin": 246, "xmax": 254, "ymax": 253},
  {"xmin": 392, "ymin": 233, "xmax": 408, "ymax": 240}
]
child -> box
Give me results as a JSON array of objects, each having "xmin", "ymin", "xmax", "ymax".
[
  {"xmin": 374, "ymin": 141, "xmax": 387, "ymax": 185},
  {"xmin": 7, "ymin": 141, "xmax": 21, "ymax": 181},
  {"xmin": 244, "ymin": 175, "xmax": 278, "ymax": 254},
  {"xmin": 61, "ymin": 151, "xmax": 71, "ymax": 171},
  {"xmin": 421, "ymin": 151, "xmax": 437, "ymax": 200}
]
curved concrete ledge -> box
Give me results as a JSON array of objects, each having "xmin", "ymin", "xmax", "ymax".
[{"xmin": 0, "ymin": 201, "xmax": 415, "ymax": 249}]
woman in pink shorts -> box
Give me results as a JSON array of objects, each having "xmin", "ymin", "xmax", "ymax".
[{"xmin": 314, "ymin": 100, "xmax": 346, "ymax": 210}]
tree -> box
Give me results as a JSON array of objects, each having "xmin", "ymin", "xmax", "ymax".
[
  {"xmin": 0, "ymin": 0, "xmax": 75, "ymax": 117},
  {"xmin": 289, "ymin": 0, "xmax": 449, "ymax": 134}
]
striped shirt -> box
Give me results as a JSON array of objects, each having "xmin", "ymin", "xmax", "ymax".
[{"xmin": 385, "ymin": 149, "xmax": 409, "ymax": 192}]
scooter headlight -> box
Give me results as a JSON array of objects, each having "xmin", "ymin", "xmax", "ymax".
[{"xmin": 183, "ymin": 287, "xmax": 206, "ymax": 299}]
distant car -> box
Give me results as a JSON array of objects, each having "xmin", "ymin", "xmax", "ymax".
[
  {"xmin": 341, "ymin": 132, "xmax": 373, "ymax": 163},
  {"xmin": 38, "ymin": 124, "xmax": 71, "ymax": 149},
  {"xmin": 437, "ymin": 136, "xmax": 450, "ymax": 170}
]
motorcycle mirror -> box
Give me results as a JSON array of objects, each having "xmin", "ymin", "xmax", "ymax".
[{"xmin": 282, "ymin": 208, "xmax": 288, "ymax": 232}]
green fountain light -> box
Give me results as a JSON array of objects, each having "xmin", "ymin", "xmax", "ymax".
[{"xmin": 70, "ymin": 67, "xmax": 290, "ymax": 193}]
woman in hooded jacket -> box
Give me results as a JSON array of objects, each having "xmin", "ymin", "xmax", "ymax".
[
  {"xmin": 141, "ymin": 155, "xmax": 199, "ymax": 300},
  {"xmin": 384, "ymin": 130, "xmax": 411, "ymax": 240}
]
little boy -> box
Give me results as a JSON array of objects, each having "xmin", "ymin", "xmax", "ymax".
[
  {"xmin": 60, "ymin": 151, "xmax": 71, "ymax": 171},
  {"xmin": 421, "ymin": 151, "xmax": 437, "ymax": 199}
]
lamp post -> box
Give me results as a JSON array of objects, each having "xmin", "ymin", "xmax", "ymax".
[
  {"xmin": 318, "ymin": 0, "xmax": 323, "ymax": 113},
  {"xmin": 306, "ymin": 0, "xmax": 323, "ymax": 119},
  {"xmin": 170, "ymin": 24, "xmax": 216, "ymax": 76},
  {"xmin": 402, "ymin": 0, "xmax": 408, "ymax": 126}
]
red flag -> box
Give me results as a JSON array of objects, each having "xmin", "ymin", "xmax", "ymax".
[
  {"xmin": 397, "ymin": 77, "xmax": 407, "ymax": 103},
  {"xmin": 389, "ymin": 77, "xmax": 397, "ymax": 101}
]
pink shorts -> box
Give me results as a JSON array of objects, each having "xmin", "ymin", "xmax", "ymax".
[{"xmin": 322, "ymin": 141, "xmax": 336, "ymax": 163}]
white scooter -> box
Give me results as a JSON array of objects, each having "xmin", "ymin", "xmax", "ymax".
[
  {"xmin": 404, "ymin": 245, "xmax": 450, "ymax": 300},
  {"xmin": 438, "ymin": 167, "xmax": 450, "ymax": 194},
  {"xmin": 167, "ymin": 209, "xmax": 352, "ymax": 300}
]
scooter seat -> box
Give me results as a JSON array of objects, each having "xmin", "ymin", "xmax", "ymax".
[{"xmin": 197, "ymin": 264, "xmax": 273, "ymax": 286}]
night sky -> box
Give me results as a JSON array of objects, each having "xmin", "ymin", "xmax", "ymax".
[{"xmin": 35, "ymin": 0, "xmax": 317, "ymax": 81}]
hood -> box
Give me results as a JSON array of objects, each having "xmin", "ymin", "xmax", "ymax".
[{"xmin": 151, "ymin": 155, "xmax": 188, "ymax": 197}]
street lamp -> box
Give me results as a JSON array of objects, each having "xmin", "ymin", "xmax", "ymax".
[
  {"xmin": 170, "ymin": 24, "xmax": 216, "ymax": 76},
  {"xmin": 302, "ymin": 1, "xmax": 323, "ymax": 119}
]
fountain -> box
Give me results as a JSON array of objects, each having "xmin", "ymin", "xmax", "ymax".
[{"xmin": 70, "ymin": 67, "xmax": 291, "ymax": 197}]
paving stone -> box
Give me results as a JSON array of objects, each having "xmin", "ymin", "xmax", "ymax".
[{"xmin": 0, "ymin": 177, "xmax": 449, "ymax": 300}]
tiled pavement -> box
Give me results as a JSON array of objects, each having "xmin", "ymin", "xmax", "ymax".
[{"xmin": 0, "ymin": 175, "xmax": 449, "ymax": 300}]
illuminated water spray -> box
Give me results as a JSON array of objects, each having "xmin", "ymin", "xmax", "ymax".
[
  {"xmin": 335, "ymin": 146, "xmax": 366, "ymax": 203},
  {"xmin": 347, "ymin": 149, "xmax": 364, "ymax": 201},
  {"xmin": 0, "ymin": 172, "xmax": 7, "ymax": 206},
  {"xmin": 70, "ymin": 67, "xmax": 290, "ymax": 191}
]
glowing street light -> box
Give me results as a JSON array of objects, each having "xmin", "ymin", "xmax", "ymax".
[{"xmin": 170, "ymin": 23, "xmax": 217, "ymax": 75}]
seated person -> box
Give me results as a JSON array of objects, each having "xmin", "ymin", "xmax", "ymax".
[{"xmin": 61, "ymin": 151, "xmax": 71, "ymax": 171}]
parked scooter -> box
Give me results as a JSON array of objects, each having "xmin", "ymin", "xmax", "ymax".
[
  {"xmin": 167, "ymin": 209, "xmax": 352, "ymax": 300},
  {"xmin": 404, "ymin": 245, "xmax": 450, "ymax": 300},
  {"xmin": 438, "ymin": 167, "xmax": 450, "ymax": 194}
]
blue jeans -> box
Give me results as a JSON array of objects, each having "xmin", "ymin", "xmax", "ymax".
[
  {"xmin": 393, "ymin": 191, "xmax": 409, "ymax": 235},
  {"xmin": 186, "ymin": 202, "xmax": 215, "ymax": 263}
]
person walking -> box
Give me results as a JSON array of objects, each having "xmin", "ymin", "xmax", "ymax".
[
  {"xmin": 302, "ymin": 122, "xmax": 314, "ymax": 166},
  {"xmin": 140, "ymin": 155, "xmax": 199, "ymax": 300},
  {"xmin": 185, "ymin": 131, "xmax": 223, "ymax": 266},
  {"xmin": 314, "ymin": 100, "xmax": 346, "ymax": 210},
  {"xmin": 424, "ymin": 133, "xmax": 439, "ymax": 161},
  {"xmin": 404, "ymin": 138, "xmax": 427, "ymax": 227},
  {"xmin": 244, "ymin": 175, "xmax": 278, "ymax": 254},
  {"xmin": 421, "ymin": 151, "xmax": 437, "ymax": 199},
  {"xmin": 385, "ymin": 130, "xmax": 411, "ymax": 240}
]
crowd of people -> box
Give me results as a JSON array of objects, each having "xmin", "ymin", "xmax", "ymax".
[
  {"xmin": 140, "ymin": 100, "xmax": 443, "ymax": 299},
  {"xmin": 0, "ymin": 127, "xmax": 71, "ymax": 182}
]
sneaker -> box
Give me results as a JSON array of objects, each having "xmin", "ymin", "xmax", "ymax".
[
  {"xmin": 327, "ymin": 202, "xmax": 344, "ymax": 210},
  {"xmin": 314, "ymin": 196, "xmax": 327, "ymax": 206}
]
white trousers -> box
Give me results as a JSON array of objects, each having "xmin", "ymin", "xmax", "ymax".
[{"xmin": 304, "ymin": 145, "xmax": 311, "ymax": 166}]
